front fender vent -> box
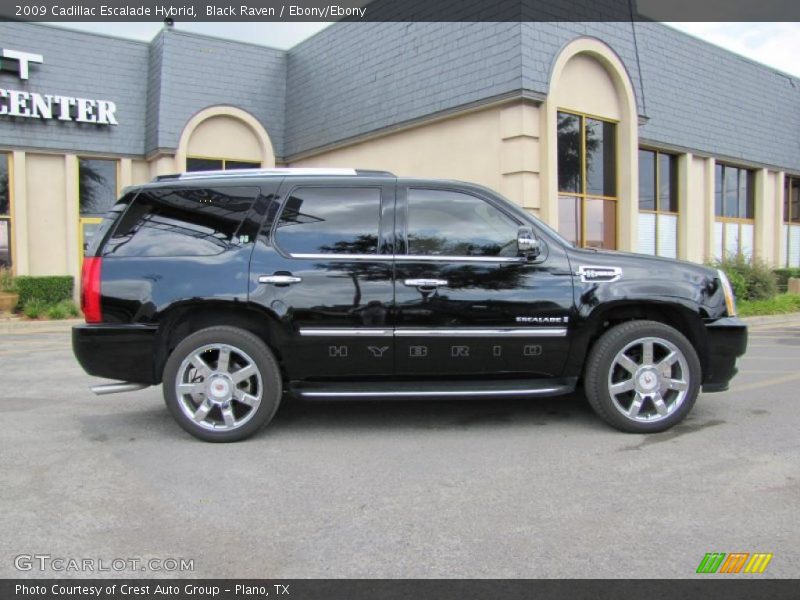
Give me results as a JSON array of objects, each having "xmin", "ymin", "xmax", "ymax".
[{"xmin": 576, "ymin": 265, "xmax": 622, "ymax": 283}]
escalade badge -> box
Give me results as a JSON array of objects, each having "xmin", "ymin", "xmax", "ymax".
[{"xmin": 577, "ymin": 265, "xmax": 622, "ymax": 283}]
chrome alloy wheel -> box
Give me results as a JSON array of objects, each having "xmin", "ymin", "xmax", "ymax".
[
  {"xmin": 607, "ymin": 336, "xmax": 690, "ymax": 423},
  {"xmin": 175, "ymin": 343, "xmax": 263, "ymax": 432}
]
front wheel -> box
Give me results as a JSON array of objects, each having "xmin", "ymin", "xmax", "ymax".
[
  {"xmin": 584, "ymin": 320, "xmax": 701, "ymax": 433},
  {"xmin": 162, "ymin": 326, "xmax": 282, "ymax": 442}
]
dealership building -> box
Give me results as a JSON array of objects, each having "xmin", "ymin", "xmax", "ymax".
[{"xmin": 1, "ymin": 20, "xmax": 799, "ymax": 282}]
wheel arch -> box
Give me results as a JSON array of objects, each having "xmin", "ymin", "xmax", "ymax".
[
  {"xmin": 154, "ymin": 300, "xmax": 287, "ymax": 383},
  {"xmin": 570, "ymin": 299, "xmax": 710, "ymax": 381}
]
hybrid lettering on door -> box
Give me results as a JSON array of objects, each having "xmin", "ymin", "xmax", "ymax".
[{"xmin": 0, "ymin": 48, "xmax": 118, "ymax": 125}]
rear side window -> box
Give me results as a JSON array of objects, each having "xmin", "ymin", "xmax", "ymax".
[
  {"xmin": 274, "ymin": 187, "xmax": 381, "ymax": 255},
  {"xmin": 103, "ymin": 186, "xmax": 258, "ymax": 257}
]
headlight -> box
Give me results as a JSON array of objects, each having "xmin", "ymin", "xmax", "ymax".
[{"xmin": 717, "ymin": 269, "xmax": 737, "ymax": 317}]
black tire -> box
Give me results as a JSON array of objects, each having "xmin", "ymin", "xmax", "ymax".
[
  {"xmin": 584, "ymin": 320, "xmax": 701, "ymax": 433},
  {"xmin": 162, "ymin": 326, "xmax": 282, "ymax": 442}
]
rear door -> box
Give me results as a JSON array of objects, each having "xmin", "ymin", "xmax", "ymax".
[
  {"xmin": 393, "ymin": 183, "xmax": 573, "ymax": 379},
  {"xmin": 248, "ymin": 177, "xmax": 396, "ymax": 381}
]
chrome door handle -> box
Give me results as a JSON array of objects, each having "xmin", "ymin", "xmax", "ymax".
[
  {"xmin": 259, "ymin": 274, "xmax": 302, "ymax": 285},
  {"xmin": 403, "ymin": 278, "xmax": 448, "ymax": 288}
]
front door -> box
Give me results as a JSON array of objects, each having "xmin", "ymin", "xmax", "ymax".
[
  {"xmin": 393, "ymin": 185, "xmax": 573, "ymax": 379},
  {"xmin": 248, "ymin": 177, "xmax": 396, "ymax": 380}
]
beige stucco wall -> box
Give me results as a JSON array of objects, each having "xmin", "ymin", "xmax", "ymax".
[
  {"xmin": 25, "ymin": 153, "xmax": 68, "ymax": 275},
  {"xmin": 186, "ymin": 115, "xmax": 264, "ymax": 162},
  {"xmin": 291, "ymin": 101, "xmax": 544, "ymax": 214}
]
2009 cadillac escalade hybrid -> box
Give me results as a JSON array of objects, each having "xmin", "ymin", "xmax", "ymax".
[{"xmin": 72, "ymin": 168, "xmax": 747, "ymax": 442}]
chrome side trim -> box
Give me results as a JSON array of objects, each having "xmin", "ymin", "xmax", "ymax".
[
  {"xmin": 395, "ymin": 254, "xmax": 525, "ymax": 263},
  {"xmin": 290, "ymin": 253, "xmax": 394, "ymax": 261},
  {"xmin": 394, "ymin": 328, "xmax": 567, "ymax": 337},
  {"xmin": 287, "ymin": 254, "xmax": 525, "ymax": 263},
  {"xmin": 300, "ymin": 388, "xmax": 563, "ymax": 398},
  {"xmin": 299, "ymin": 328, "xmax": 393, "ymax": 337}
]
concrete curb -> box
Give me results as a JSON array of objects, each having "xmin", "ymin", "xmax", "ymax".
[
  {"xmin": 0, "ymin": 318, "xmax": 83, "ymax": 334},
  {"xmin": 741, "ymin": 313, "xmax": 800, "ymax": 326}
]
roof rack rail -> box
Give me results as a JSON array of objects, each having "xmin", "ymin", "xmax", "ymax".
[{"xmin": 154, "ymin": 167, "xmax": 395, "ymax": 182}]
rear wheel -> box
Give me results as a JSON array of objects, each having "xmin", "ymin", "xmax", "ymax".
[
  {"xmin": 584, "ymin": 320, "xmax": 701, "ymax": 433},
  {"xmin": 162, "ymin": 326, "xmax": 281, "ymax": 442}
]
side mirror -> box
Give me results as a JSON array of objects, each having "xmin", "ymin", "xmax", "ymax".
[{"xmin": 517, "ymin": 226, "xmax": 541, "ymax": 258}]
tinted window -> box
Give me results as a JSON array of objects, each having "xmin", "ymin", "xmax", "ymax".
[
  {"xmin": 226, "ymin": 160, "xmax": 261, "ymax": 170},
  {"xmin": 715, "ymin": 164, "xmax": 754, "ymax": 219},
  {"xmin": 85, "ymin": 193, "xmax": 136, "ymax": 256},
  {"xmin": 79, "ymin": 158, "xmax": 117, "ymax": 216},
  {"xmin": 104, "ymin": 186, "xmax": 257, "ymax": 257},
  {"xmin": 187, "ymin": 158, "xmax": 223, "ymax": 172},
  {"xmin": 658, "ymin": 153, "xmax": 678, "ymax": 213},
  {"xmin": 638, "ymin": 150, "xmax": 656, "ymax": 211},
  {"xmin": 585, "ymin": 118, "xmax": 616, "ymax": 197},
  {"xmin": 0, "ymin": 153, "xmax": 8, "ymax": 216},
  {"xmin": 275, "ymin": 187, "xmax": 381, "ymax": 255},
  {"xmin": 557, "ymin": 112, "xmax": 581, "ymax": 193},
  {"xmin": 407, "ymin": 189, "xmax": 519, "ymax": 257}
]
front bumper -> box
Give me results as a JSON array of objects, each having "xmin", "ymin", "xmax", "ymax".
[
  {"xmin": 701, "ymin": 316, "xmax": 748, "ymax": 392},
  {"xmin": 72, "ymin": 324, "xmax": 159, "ymax": 385}
]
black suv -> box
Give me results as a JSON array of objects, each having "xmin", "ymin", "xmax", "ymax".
[{"xmin": 73, "ymin": 168, "xmax": 747, "ymax": 442}]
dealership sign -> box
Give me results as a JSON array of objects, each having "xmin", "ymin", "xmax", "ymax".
[{"xmin": 0, "ymin": 48, "xmax": 118, "ymax": 125}]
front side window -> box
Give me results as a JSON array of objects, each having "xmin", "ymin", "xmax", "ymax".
[
  {"xmin": 638, "ymin": 149, "xmax": 678, "ymax": 258},
  {"xmin": 104, "ymin": 186, "xmax": 258, "ymax": 257},
  {"xmin": 714, "ymin": 164, "xmax": 754, "ymax": 260},
  {"xmin": 784, "ymin": 176, "xmax": 800, "ymax": 267},
  {"xmin": 406, "ymin": 188, "xmax": 519, "ymax": 257},
  {"xmin": 186, "ymin": 157, "xmax": 261, "ymax": 172},
  {"xmin": 557, "ymin": 111, "xmax": 617, "ymax": 249},
  {"xmin": 0, "ymin": 153, "xmax": 10, "ymax": 269},
  {"xmin": 275, "ymin": 187, "xmax": 381, "ymax": 256}
]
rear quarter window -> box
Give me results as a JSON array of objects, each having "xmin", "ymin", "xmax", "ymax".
[
  {"xmin": 84, "ymin": 191, "xmax": 137, "ymax": 257},
  {"xmin": 103, "ymin": 186, "xmax": 258, "ymax": 258}
]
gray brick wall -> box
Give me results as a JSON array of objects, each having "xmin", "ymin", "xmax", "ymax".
[
  {"xmin": 2, "ymin": 21, "xmax": 799, "ymax": 173},
  {"xmin": 284, "ymin": 22, "xmax": 523, "ymax": 157},
  {"xmin": 150, "ymin": 30, "xmax": 287, "ymax": 157},
  {"xmin": 636, "ymin": 22, "xmax": 800, "ymax": 171},
  {"xmin": 520, "ymin": 21, "xmax": 646, "ymax": 115},
  {"xmin": 0, "ymin": 23, "xmax": 149, "ymax": 156}
]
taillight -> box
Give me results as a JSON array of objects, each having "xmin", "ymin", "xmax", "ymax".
[{"xmin": 81, "ymin": 257, "xmax": 103, "ymax": 323}]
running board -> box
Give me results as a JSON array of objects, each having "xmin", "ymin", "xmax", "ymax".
[{"xmin": 291, "ymin": 378, "xmax": 576, "ymax": 400}]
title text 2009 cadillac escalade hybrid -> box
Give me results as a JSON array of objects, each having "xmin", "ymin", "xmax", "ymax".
[{"xmin": 72, "ymin": 168, "xmax": 747, "ymax": 442}]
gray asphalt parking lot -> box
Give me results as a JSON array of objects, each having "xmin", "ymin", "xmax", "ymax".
[{"xmin": 1, "ymin": 319, "xmax": 798, "ymax": 579}]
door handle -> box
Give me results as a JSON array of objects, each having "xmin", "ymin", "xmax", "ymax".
[
  {"xmin": 403, "ymin": 278, "xmax": 448, "ymax": 288},
  {"xmin": 259, "ymin": 274, "xmax": 302, "ymax": 285}
]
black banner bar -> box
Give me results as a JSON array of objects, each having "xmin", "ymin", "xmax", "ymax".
[
  {"xmin": 3, "ymin": 580, "xmax": 800, "ymax": 600},
  {"xmin": 3, "ymin": 0, "xmax": 800, "ymax": 22}
]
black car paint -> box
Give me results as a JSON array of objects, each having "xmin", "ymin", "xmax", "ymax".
[{"xmin": 72, "ymin": 174, "xmax": 747, "ymax": 394}]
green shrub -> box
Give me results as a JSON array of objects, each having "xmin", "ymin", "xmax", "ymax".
[
  {"xmin": 738, "ymin": 294, "xmax": 800, "ymax": 317},
  {"xmin": 58, "ymin": 299, "xmax": 80, "ymax": 317},
  {"xmin": 773, "ymin": 268, "xmax": 800, "ymax": 292},
  {"xmin": 45, "ymin": 303, "xmax": 68, "ymax": 320},
  {"xmin": 15, "ymin": 276, "xmax": 73, "ymax": 308},
  {"xmin": 0, "ymin": 268, "xmax": 15, "ymax": 293},
  {"xmin": 714, "ymin": 256, "xmax": 777, "ymax": 301},
  {"xmin": 23, "ymin": 299, "xmax": 47, "ymax": 319}
]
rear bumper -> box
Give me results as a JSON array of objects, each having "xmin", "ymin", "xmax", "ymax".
[
  {"xmin": 72, "ymin": 324, "xmax": 159, "ymax": 385},
  {"xmin": 701, "ymin": 316, "xmax": 748, "ymax": 393}
]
